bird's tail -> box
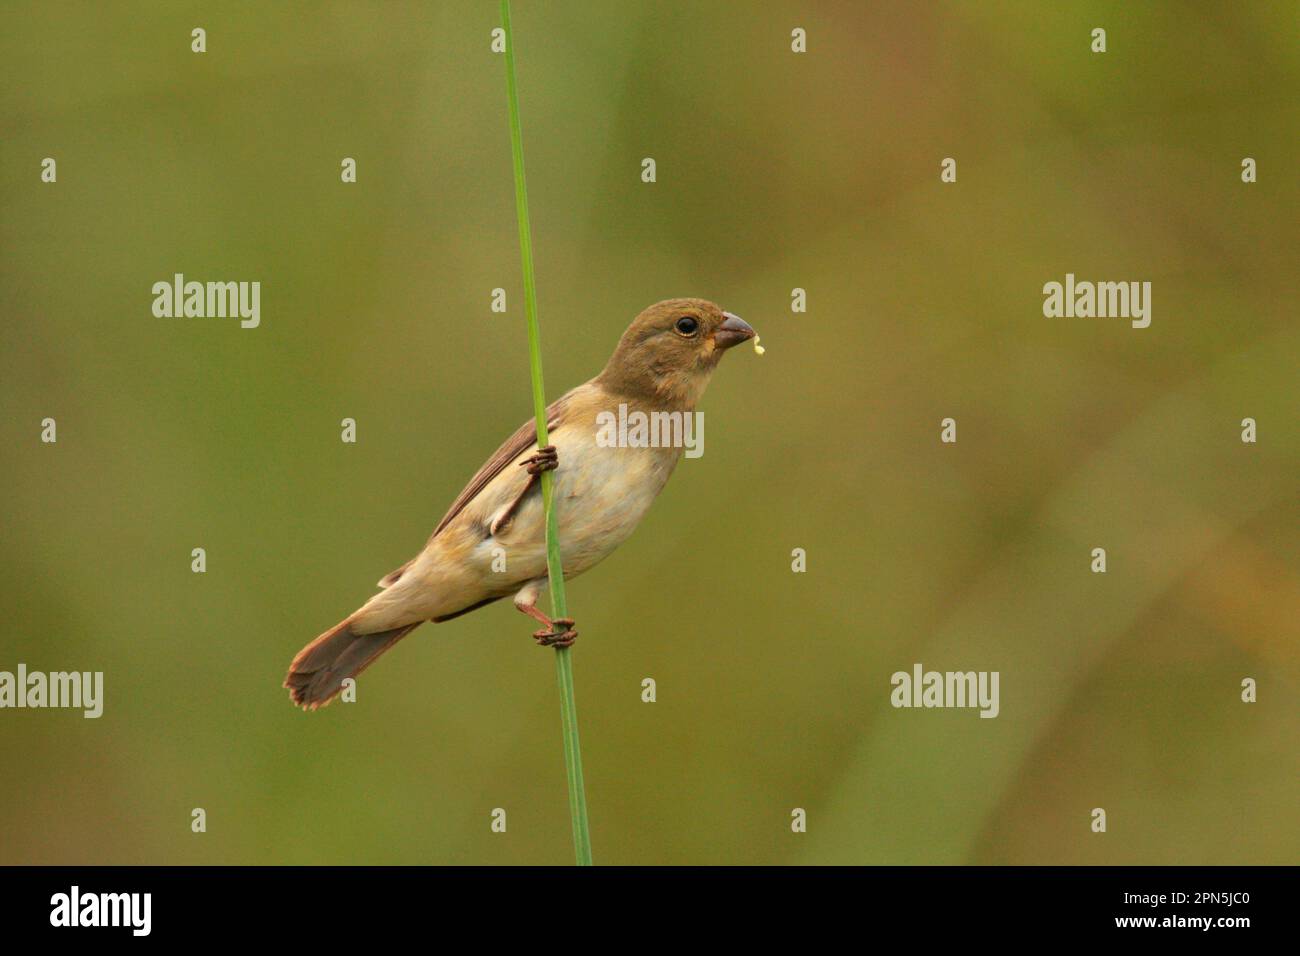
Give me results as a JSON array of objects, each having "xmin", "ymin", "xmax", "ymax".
[{"xmin": 284, "ymin": 616, "xmax": 422, "ymax": 710}]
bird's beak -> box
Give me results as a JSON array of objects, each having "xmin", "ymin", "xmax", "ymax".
[{"xmin": 714, "ymin": 311, "xmax": 756, "ymax": 350}]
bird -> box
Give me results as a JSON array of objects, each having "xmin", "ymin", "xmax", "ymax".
[{"xmin": 284, "ymin": 298, "xmax": 757, "ymax": 709}]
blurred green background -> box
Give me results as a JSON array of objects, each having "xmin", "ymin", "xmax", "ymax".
[{"xmin": 2, "ymin": 1, "xmax": 1296, "ymax": 865}]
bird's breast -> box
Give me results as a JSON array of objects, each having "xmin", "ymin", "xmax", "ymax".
[
  {"xmin": 548, "ymin": 427, "xmax": 679, "ymax": 566},
  {"xmin": 425, "ymin": 394, "xmax": 689, "ymax": 607}
]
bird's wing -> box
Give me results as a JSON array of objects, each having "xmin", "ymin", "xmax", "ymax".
[{"xmin": 376, "ymin": 394, "xmax": 571, "ymax": 589}]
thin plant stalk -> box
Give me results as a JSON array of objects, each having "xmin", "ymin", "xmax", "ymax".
[{"xmin": 500, "ymin": 0, "xmax": 593, "ymax": 867}]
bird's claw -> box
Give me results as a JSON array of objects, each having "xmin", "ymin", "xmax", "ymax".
[
  {"xmin": 521, "ymin": 445, "xmax": 558, "ymax": 475},
  {"xmin": 533, "ymin": 618, "xmax": 577, "ymax": 648}
]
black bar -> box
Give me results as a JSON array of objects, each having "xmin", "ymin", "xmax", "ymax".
[{"xmin": 0, "ymin": 866, "xmax": 1282, "ymax": 942}]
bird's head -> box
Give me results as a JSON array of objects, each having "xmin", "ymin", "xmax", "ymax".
[{"xmin": 596, "ymin": 298, "xmax": 756, "ymax": 407}]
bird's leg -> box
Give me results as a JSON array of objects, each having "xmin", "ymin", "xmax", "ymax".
[
  {"xmin": 513, "ymin": 578, "xmax": 577, "ymax": 648},
  {"xmin": 490, "ymin": 446, "xmax": 559, "ymax": 537},
  {"xmin": 533, "ymin": 617, "xmax": 577, "ymax": 648},
  {"xmin": 520, "ymin": 445, "xmax": 558, "ymax": 475}
]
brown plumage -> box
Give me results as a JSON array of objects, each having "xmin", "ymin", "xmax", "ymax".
[{"xmin": 284, "ymin": 298, "xmax": 756, "ymax": 709}]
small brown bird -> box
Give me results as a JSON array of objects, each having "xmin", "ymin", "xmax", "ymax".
[{"xmin": 284, "ymin": 298, "xmax": 756, "ymax": 708}]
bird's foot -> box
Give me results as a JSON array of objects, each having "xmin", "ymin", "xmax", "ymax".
[
  {"xmin": 533, "ymin": 618, "xmax": 577, "ymax": 648},
  {"xmin": 521, "ymin": 445, "xmax": 558, "ymax": 475}
]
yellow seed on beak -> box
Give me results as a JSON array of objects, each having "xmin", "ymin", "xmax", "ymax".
[{"xmin": 752, "ymin": 335, "xmax": 765, "ymax": 356}]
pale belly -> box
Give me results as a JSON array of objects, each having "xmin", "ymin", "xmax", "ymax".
[
  {"xmin": 479, "ymin": 429, "xmax": 679, "ymax": 586},
  {"xmin": 354, "ymin": 420, "xmax": 682, "ymax": 630}
]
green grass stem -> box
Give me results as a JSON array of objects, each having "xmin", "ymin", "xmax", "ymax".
[{"xmin": 499, "ymin": 0, "xmax": 593, "ymax": 867}]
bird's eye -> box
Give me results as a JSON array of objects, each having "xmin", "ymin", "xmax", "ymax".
[{"xmin": 674, "ymin": 316, "xmax": 699, "ymax": 336}]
